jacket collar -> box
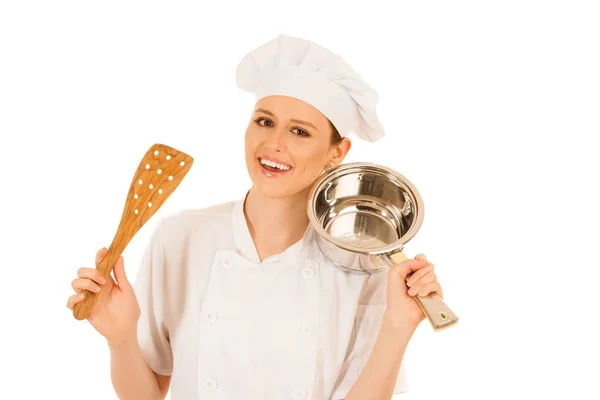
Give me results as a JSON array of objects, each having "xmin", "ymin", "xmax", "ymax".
[{"xmin": 231, "ymin": 192, "xmax": 316, "ymax": 265}]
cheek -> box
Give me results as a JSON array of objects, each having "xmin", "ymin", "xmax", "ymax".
[
  {"xmin": 295, "ymin": 147, "xmax": 327, "ymax": 174},
  {"xmin": 244, "ymin": 131, "xmax": 257, "ymax": 154},
  {"xmin": 245, "ymin": 126, "xmax": 264, "ymax": 146},
  {"xmin": 244, "ymin": 135, "xmax": 256, "ymax": 167}
]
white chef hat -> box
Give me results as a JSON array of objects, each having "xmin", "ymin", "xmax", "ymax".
[{"xmin": 236, "ymin": 34, "xmax": 385, "ymax": 142}]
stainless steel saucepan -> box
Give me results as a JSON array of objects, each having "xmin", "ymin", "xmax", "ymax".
[{"xmin": 307, "ymin": 162, "xmax": 458, "ymax": 331}]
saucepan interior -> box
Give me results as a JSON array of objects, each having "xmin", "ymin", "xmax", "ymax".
[{"xmin": 307, "ymin": 162, "xmax": 424, "ymax": 258}]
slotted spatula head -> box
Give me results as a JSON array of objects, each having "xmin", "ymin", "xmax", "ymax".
[
  {"xmin": 117, "ymin": 143, "xmax": 194, "ymax": 235},
  {"xmin": 72, "ymin": 143, "xmax": 194, "ymax": 320}
]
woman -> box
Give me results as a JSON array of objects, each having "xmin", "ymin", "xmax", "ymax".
[{"xmin": 66, "ymin": 34, "xmax": 444, "ymax": 400}]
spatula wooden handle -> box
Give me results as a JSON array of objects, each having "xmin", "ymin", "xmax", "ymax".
[{"xmin": 72, "ymin": 246, "xmax": 122, "ymax": 321}]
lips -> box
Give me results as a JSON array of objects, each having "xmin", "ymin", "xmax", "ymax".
[
  {"xmin": 257, "ymin": 156, "xmax": 292, "ymax": 177},
  {"xmin": 259, "ymin": 157, "xmax": 291, "ymax": 171}
]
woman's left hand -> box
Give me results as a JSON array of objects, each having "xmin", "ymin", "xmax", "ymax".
[{"xmin": 385, "ymin": 253, "xmax": 444, "ymax": 330}]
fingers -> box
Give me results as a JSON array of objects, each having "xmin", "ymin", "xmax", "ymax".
[
  {"xmin": 112, "ymin": 256, "xmax": 130, "ymax": 289},
  {"xmin": 71, "ymin": 277, "xmax": 102, "ymax": 294},
  {"xmin": 410, "ymin": 281, "xmax": 443, "ymax": 298},
  {"xmin": 76, "ymin": 267, "xmax": 106, "ymax": 286},
  {"xmin": 414, "ymin": 253, "xmax": 427, "ymax": 261},
  {"xmin": 405, "ymin": 264, "xmax": 434, "ymax": 287},
  {"xmin": 96, "ymin": 247, "xmax": 108, "ymax": 266},
  {"xmin": 67, "ymin": 248, "xmax": 108, "ymax": 311},
  {"xmin": 407, "ymin": 269, "xmax": 436, "ymax": 295},
  {"xmin": 389, "ymin": 257, "xmax": 429, "ymax": 280},
  {"xmin": 388, "ymin": 253, "xmax": 445, "ymax": 299},
  {"xmin": 66, "ymin": 292, "xmax": 85, "ymax": 310}
]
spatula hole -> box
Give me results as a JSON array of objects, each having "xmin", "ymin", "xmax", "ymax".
[
  {"xmin": 134, "ymin": 194, "xmax": 138, "ymax": 199},
  {"xmin": 148, "ymin": 202, "xmax": 152, "ymax": 207},
  {"xmin": 158, "ymin": 189, "xmax": 163, "ymax": 194},
  {"xmin": 168, "ymin": 175, "xmax": 173, "ymax": 181},
  {"xmin": 134, "ymin": 209, "xmax": 139, "ymax": 214},
  {"xmin": 149, "ymin": 184, "xmax": 153, "ymax": 189},
  {"xmin": 154, "ymin": 150, "xmax": 159, "ymax": 156},
  {"xmin": 166, "ymin": 155, "xmax": 171, "ymax": 160},
  {"xmin": 157, "ymin": 169, "xmax": 162, "ymax": 174},
  {"xmin": 180, "ymin": 161, "xmax": 185, "ymax": 166},
  {"xmin": 145, "ymin": 164, "xmax": 150, "ymax": 169},
  {"xmin": 138, "ymin": 179, "xmax": 143, "ymax": 185}
]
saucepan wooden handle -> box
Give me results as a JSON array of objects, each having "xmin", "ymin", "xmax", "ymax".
[
  {"xmin": 413, "ymin": 292, "xmax": 458, "ymax": 331},
  {"xmin": 382, "ymin": 251, "xmax": 459, "ymax": 331}
]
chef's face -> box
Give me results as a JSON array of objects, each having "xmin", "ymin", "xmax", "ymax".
[{"xmin": 245, "ymin": 95, "xmax": 351, "ymax": 200}]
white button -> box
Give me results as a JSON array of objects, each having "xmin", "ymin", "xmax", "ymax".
[
  {"xmin": 203, "ymin": 378, "xmax": 218, "ymax": 390},
  {"xmin": 205, "ymin": 311, "xmax": 219, "ymax": 322},
  {"xmin": 220, "ymin": 259, "xmax": 231, "ymax": 268},
  {"xmin": 302, "ymin": 267, "xmax": 315, "ymax": 278},
  {"xmin": 300, "ymin": 325, "xmax": 314, "ymax": 336},
  {"xmin": 292, "ymin": 388, "xmax": 307, "ymax": 399}
]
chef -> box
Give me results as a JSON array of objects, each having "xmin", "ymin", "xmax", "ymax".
[{"xmin": 67, "ymin": 34, "xmax": 444, "ymax": 400}]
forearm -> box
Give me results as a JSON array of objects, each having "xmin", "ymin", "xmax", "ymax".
[
  {"xmin": 344, "ymin": 312, "xmax": 416, "ymax": 400},
  {"xmin": 108, "ymin": 332, "xmax": 163, "ymax": 400}
]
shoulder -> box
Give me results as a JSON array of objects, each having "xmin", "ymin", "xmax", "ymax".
[
  {"xmin": 143, "ymin": 199, "xmax": 239, "ymax": 260},
  {"xmin": 157, "ymin": 199, "xmax": 237, "ymax": 235}
]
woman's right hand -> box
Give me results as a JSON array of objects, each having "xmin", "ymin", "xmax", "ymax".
[{"xmin": 67, "ymin": 247, "xmax": 141, "ymax": 344}]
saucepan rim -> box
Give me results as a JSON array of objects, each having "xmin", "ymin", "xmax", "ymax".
[{"xmin": 307, "ymin": 161, "xmax": 425, "ymax": 255}]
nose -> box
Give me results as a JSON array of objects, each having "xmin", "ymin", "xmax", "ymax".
[{"xmin": 265, "ymin": 127, "xmax": 287, "ymax": 152}]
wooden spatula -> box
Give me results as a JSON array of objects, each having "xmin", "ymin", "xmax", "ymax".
[{"xmin": 72, "ymin": 143, "xmax": 194, "ymax": 321}]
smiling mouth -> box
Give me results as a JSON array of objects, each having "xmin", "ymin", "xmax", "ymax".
[{"xmin": 258, "ymin": 157, "xmax": 292, "ymax": 174}]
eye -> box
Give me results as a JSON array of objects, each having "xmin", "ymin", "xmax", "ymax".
[
  {"xmin": 254, "ymin": 117, "xmax": 273, "ymax": 127},
  {"xmin": 292, "ymin": 127, "xmax": 311, "ymax": 137}
]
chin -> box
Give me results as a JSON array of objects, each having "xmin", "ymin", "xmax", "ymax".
[
  {"xmin": 253, "ymin": 180, "xmax": 296, "ymax": 199},
  {"xmin": 249, "ymin": 171, "xmax": 312, "ymax": 200}
]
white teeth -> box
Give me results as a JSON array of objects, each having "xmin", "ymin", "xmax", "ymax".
[{"xmin": 260, "ymin": 158, "xmax": 290, "ymax": 171}]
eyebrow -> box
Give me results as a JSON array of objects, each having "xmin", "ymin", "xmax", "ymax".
[{"xmin": 254, "ymin": 108, "xmax": 317, "ymax": 130}]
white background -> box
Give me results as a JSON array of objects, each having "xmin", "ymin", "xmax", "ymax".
[{"xmin": 1, "ymin": 1, "xmax": 598, "ymax": 399}]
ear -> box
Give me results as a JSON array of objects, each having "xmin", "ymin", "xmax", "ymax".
[{"xmin": 329, "ymin": 138, "xmax": 352, "ymax": 166}]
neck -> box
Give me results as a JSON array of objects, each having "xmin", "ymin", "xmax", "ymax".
[{"xmin": 243, "ymin": 186, "xmax": 310, "ymax": 261}]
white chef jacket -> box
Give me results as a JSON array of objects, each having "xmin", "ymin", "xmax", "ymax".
[{"xmin": 133, "ymin": 195, "xmax": 408, "ymax": 399}]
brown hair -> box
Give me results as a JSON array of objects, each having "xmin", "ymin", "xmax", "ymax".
[{"xmin": 329, "ymin": 120, "xmax": 343, "ymax": 144}]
